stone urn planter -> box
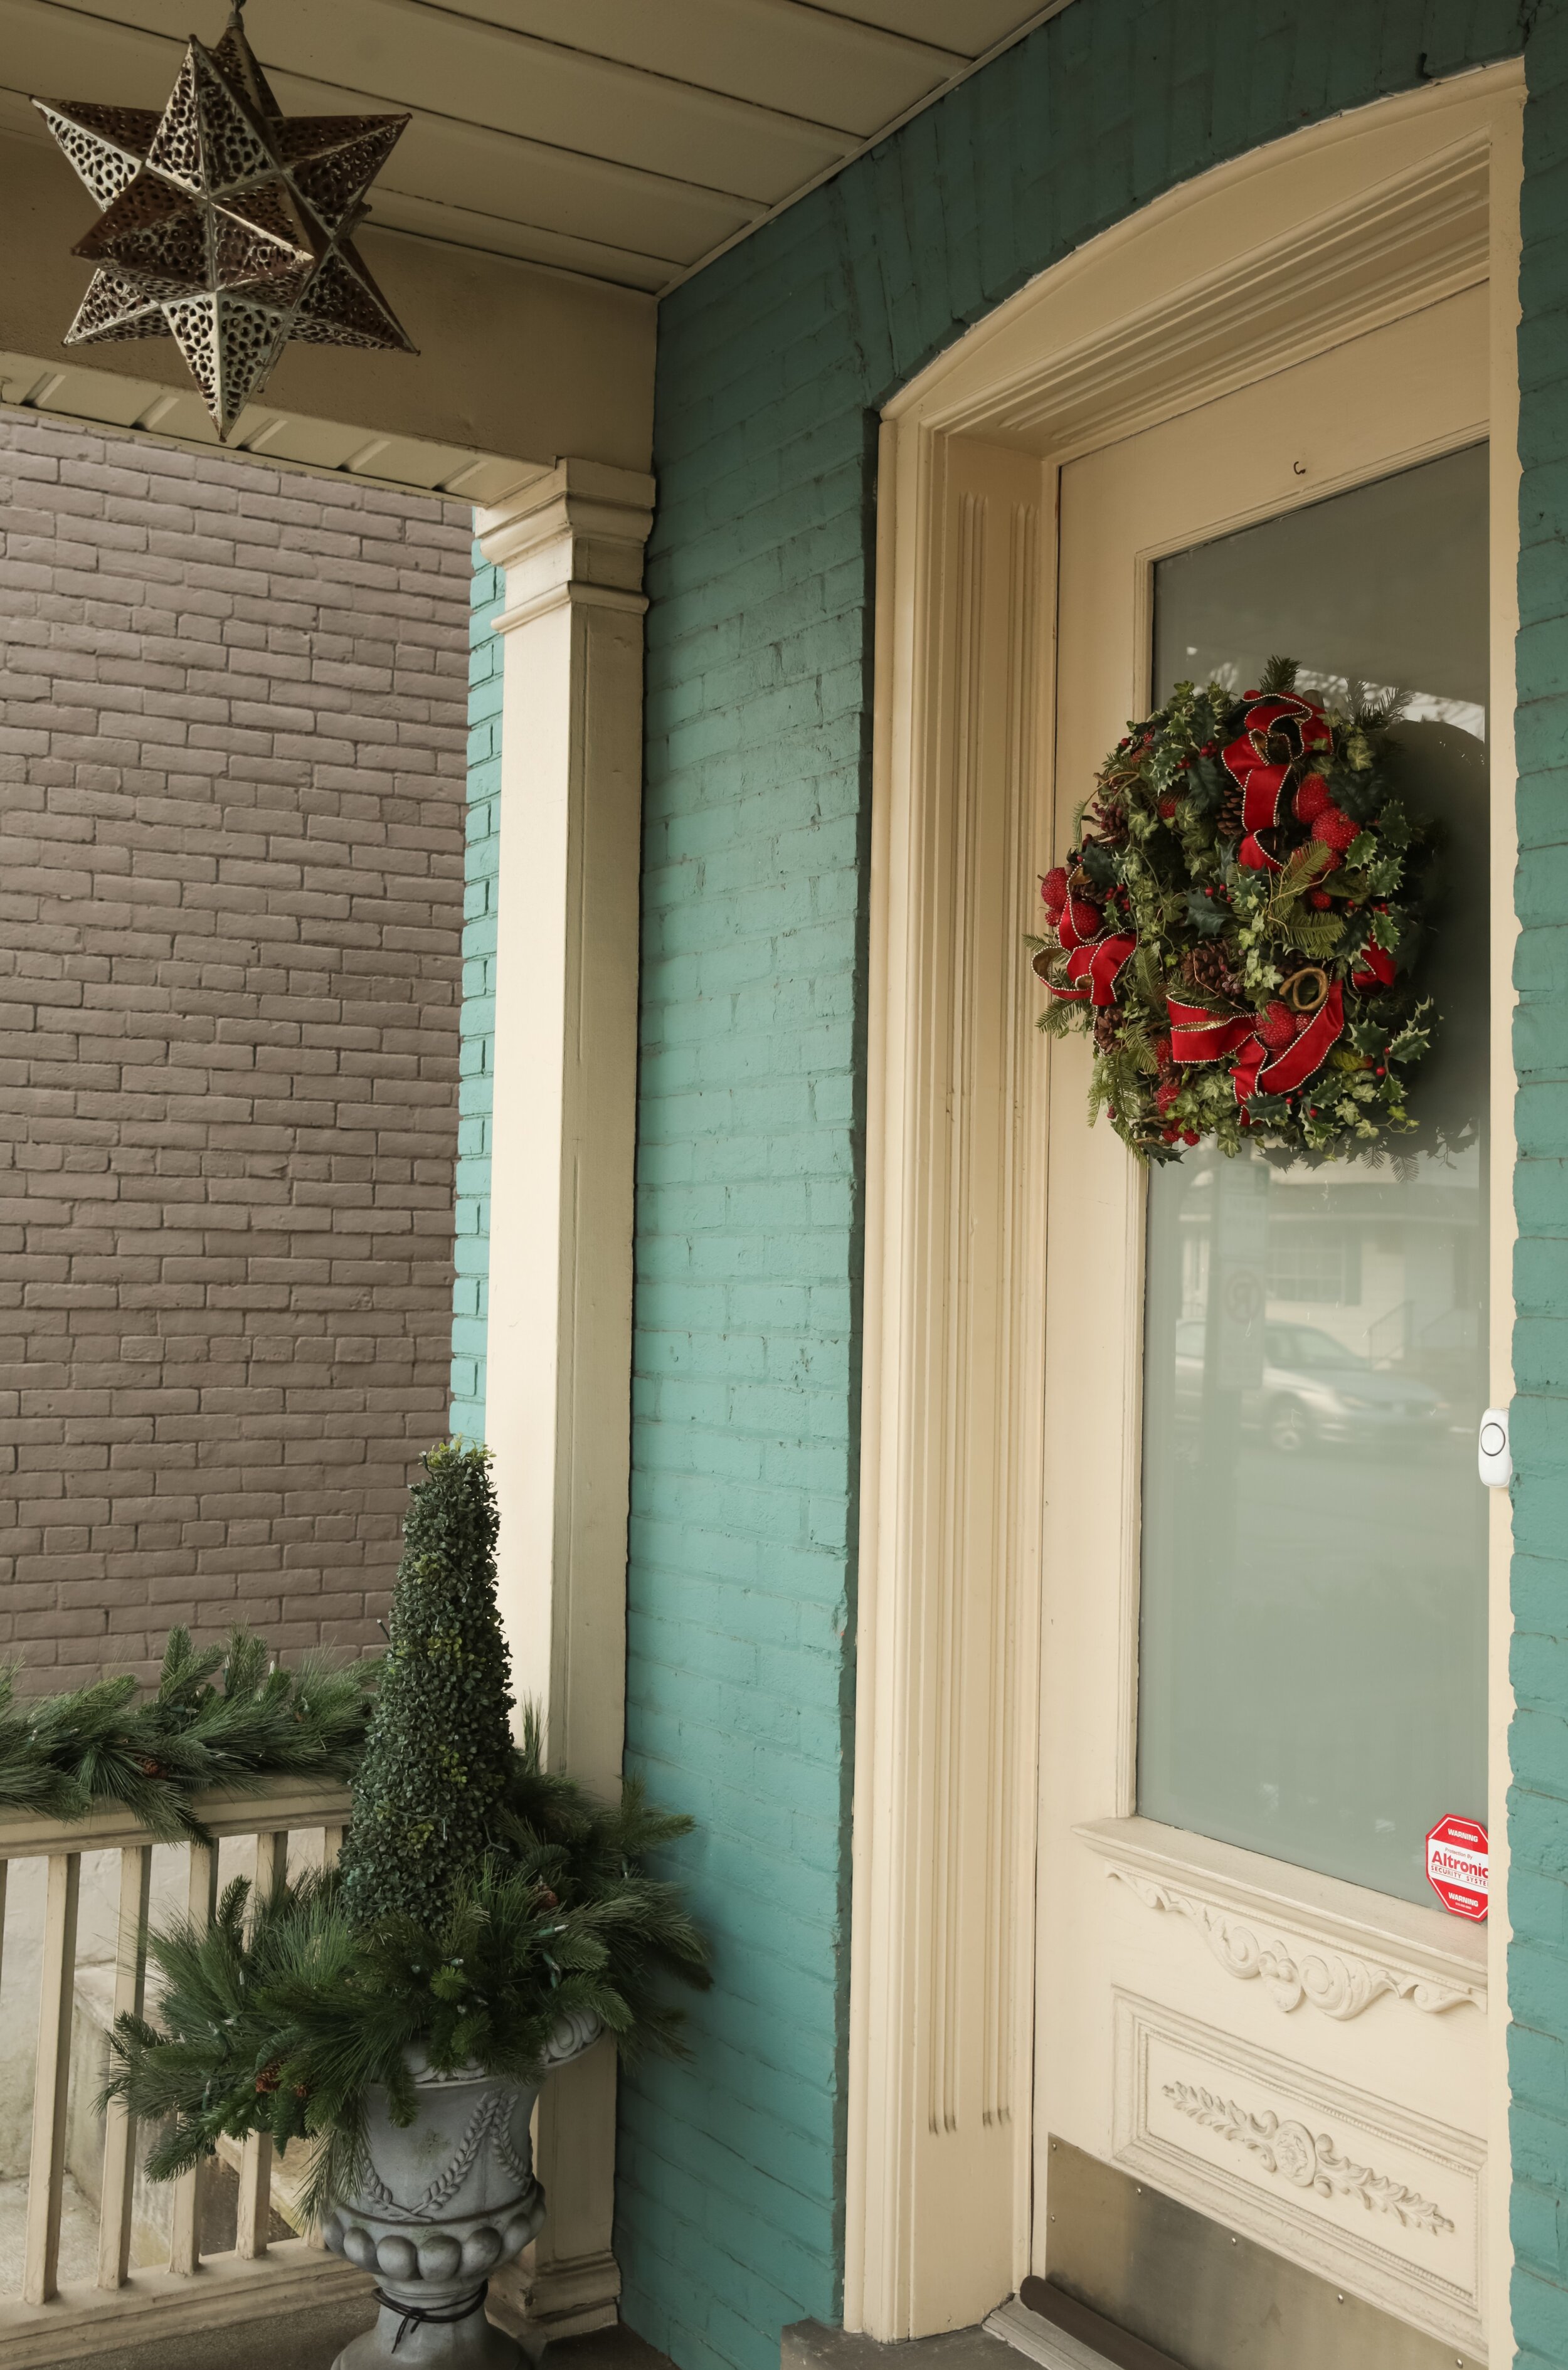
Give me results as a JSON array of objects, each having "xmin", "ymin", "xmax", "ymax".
[{"xmin": 323, "ymin": 2008, "xmax": 600, "ymax": 2366}]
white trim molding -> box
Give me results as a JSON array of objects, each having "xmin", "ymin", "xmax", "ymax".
[
  {"xmin": 1079, "ymin": 1817, "xmax": 1486, "ymax": 2023},
  {"xmin": 846, "ymin": 60, "xmax": 1523, "ymax": 2353},
  {"xmin": 847, "ymin": 421, "xmax": 1051, "ymax": 2339},
  {"xmin": 1112, "ymin": 1994, "xmax": 1487, "ymax": 2352},
  {"xmin": 475, "ymin": 457, "xmax": 654, "ymax": 2341}
]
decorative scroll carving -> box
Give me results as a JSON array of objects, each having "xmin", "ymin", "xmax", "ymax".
[
  {"xmin": 1107, "ymin": 1866, "xmax": 1483, "ymax": 2021},
  {"xmin": 1163, "ymin": 2081, "xmax": 1454, "ymax": 2236}
]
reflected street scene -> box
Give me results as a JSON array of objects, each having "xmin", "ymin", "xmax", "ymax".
[{"xmin": 1141, "ymin": 1139, "xmax": 1488, "ymax": 1907}]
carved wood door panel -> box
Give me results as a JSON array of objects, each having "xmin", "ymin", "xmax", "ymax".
[{"xmin": 1033, "ymin": 286, "xmax": 1497, "ymax": 2362}]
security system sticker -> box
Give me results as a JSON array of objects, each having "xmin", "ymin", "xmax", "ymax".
[{"xmin": 1426, "ymin": 1815, "xmax": 1488, "ymax": 1922}]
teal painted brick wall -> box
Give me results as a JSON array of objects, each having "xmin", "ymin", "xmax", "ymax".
[
  {"xmin": 622, "ymin": 8, "xmax": 1544, "ymax": 2370},
  {"xmin": 1513, "ymin": 9, "xmax": 1568, "ymax": 2362},
  {"xmin": 450, "ymin": 548, "xmax": 503, "ymax": 1437}
]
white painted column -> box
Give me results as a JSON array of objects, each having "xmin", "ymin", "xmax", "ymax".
[{"xmin": 475, "ymin": 458, "xmax": 654, "ymax": 2339}]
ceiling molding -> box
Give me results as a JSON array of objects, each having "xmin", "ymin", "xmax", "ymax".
[{"xmin": 0, "ymin": 345, "xmax": 554, "ymax": 505}]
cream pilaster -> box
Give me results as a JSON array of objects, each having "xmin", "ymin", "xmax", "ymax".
[{"xmin": 475, "ymin": 458, "xmax": 654, "ymax": 2340}]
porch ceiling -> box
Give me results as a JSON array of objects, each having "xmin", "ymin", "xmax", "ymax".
[{"xmin": 0, "ymin": 0, "xmax": 1064, "ymax": 296}]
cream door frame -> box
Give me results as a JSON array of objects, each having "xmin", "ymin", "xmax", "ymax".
[{"xmin": 845, "ymin": 61, "xmax": 1523, "ymax": 2350}]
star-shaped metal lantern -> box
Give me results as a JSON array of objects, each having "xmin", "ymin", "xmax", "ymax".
[{"xmin": 33, "ymin": 0, "xmax": 416, "ymax": 439}]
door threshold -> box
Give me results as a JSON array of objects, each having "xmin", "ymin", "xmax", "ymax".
[{"xmin": 985, "ymin": 2291, "xmax": 1180, "ymax": 2370}]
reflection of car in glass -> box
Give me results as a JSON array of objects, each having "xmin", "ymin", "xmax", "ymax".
[{"xmin": 1172, "ymin": 1318, "xmax": 1447, "ymax": 1451}]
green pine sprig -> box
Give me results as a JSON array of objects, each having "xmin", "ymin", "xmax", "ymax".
[{"xmin": 0, "ymin": 1629, "xmax": 376, "ymax": 1841}]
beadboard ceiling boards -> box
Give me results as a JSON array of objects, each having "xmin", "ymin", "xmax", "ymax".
[{"xmin": 0, "ymin": 0, "xmax": 1066, "ymax": 294}]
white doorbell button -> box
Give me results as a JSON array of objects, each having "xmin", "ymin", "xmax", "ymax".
[{"xmin": 1478, "ymin": 1407, "xmax": 1512, "ymax": 1489}]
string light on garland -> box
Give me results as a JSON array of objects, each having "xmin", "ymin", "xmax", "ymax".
[
  {"xmin": 1030, "ymin": 657, "xmax": 1449, "ymax": 1165},
  {"xmin": 32, "ymin": 0, "xmax": 416, "ymax": 440}
]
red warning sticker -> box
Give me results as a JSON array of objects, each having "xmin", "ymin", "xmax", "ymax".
[{"xmin": 1426, "ymin": 1815, "xmax": 1488, "ymax": 1922}]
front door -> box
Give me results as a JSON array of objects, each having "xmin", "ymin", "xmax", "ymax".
[{"xmin": 1034, "ymin": 284, "xmax": 1500, "ymax": 2364}]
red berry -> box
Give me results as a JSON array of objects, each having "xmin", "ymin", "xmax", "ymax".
[
  {"xmin": 1042, "ymin": 866, "xmax": 1069, "ymax": 915},
  {"xmin": 1064, "ymin": 897, "xmax": 1102, "ymax": 938},
  {"xmin": 1308, "ymin": 889, "xmax": 1333, "ymax": 910},
  {"xmin": 1293, "ymin": 1008, "xmax": 1316, "ymax": 1038},
  {"xmin": 1259, "ymin": 1002, "xmax": 1295, "ymax": 1052},
  {"xmin": 1182, "ymin": 1129, "xmax": 1200, "ymax": 1146},
  {"xmin": 1152, "ymin": 1035, "xmax": 1172, "ymax": 1068},
  {"xmin": 1295, "ymin": 774, "xmax": 1333, "ymax": 823},
  {"xmin": 1156, "ymin": 1081, "xmax": 1180, "ymax": 1114},
  {"xmin": 1311, "ymin": 805, "xmax": 1359, "ymax": 852},
  {"xmin": 1158, "ymin": 795, "xmax": 1179, "ymax": 818}
]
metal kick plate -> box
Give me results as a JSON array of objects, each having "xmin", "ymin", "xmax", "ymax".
[{"xmin": 1044, "ymin": 2137, "xmax": 1480, "ymax": 2370}]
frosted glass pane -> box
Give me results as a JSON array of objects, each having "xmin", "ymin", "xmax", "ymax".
[{"xmin": 1137, "ymin": 446, "xmax": 1489, "ymax": 1906}]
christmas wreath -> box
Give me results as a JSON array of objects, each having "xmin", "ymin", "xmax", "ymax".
[{"xmin": 1031, "ymin": 658, "xmax": 1438, "ymax": 1163}]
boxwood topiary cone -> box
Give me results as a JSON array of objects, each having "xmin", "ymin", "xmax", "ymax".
[{"xmin": 338, "ymin": 1442, "xmax": 514, "ymax": 1931}]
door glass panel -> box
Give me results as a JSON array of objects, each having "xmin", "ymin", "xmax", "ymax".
[{"xmin": 1137, "ymin": 445, "xmax": 1490, "ymax": 1906}]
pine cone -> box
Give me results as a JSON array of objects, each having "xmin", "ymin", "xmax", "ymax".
[
  {"xmin": 1217, "ymin": 780, "xmax": 1244, "ymax": 838},
  {"xmin": 1181, "ymin": 943, "xmax": 1247, "ymax": 1005},
  {"xmin": 1093, "ymin": 1009, "xmax": 1119, "ymax": 1052}
]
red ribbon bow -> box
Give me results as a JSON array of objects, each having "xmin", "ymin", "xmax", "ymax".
[
  {"xmin": 1167, "ymin": 983, "xmax": 1345, "ymax": 1106},
  {"xmin": 1222, "ymin": 692, "xmax": 1332, "ymax": 871},
  {"xmin": 1053, "ymin": 934, "xmax": 1138, "ymax": 1006},
  {"xmin": 1350, "ymin": 940, "xmax": 1396, "ymax": 994},
  {"xmin": 1049, "ymin": 887, "xmax": 1137, "ymax": 1007}
]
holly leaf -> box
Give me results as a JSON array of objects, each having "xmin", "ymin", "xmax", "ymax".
[
  {"xmin": 1184, "ymin": 887, "xmax": 1230, "ymax": 937},
  {"xmin": 1182, "ymin": 755, "xmax": 1227, "ymax": 817}
]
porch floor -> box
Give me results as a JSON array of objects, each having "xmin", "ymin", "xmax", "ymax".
[{"xmin": 21, "ymin": 2300, "xmax": 675, "ymax": 2370}]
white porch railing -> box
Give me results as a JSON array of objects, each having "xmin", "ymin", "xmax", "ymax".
[{"xmin": 0, "ymin": 1780, "xmax": 371, "ymax": 2367}]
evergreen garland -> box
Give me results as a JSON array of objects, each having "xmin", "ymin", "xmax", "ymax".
[
  {"xmin": 337, "ymin": 1442, "xmax": 512, "ymax": 1929},
  {"xmin": 1032, "ymin": 659, "xmax": 1454, "ymax": 1165},
  {"xmin": 0, "ymin": 1627, "xmax": 375, "ymax": 1841}
]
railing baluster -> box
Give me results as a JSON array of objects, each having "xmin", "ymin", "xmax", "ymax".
[
  {"xmin": 167, "ymin": 1840, "xmax": 218, "ymax": 2278},
  {"xmin": 97, "ymin": 1844, "xmax": 152, "ymax": 2290},
  {"xmin": 302, "ymin": 1822, "xmax": 348, "ymax": 2245},
  {"xmin": 236, "ymin": 1831, "xmax": 284, "ymax": 2259},
  {"xmin": 23, "ymin": 1850, "xmax": 82, "ymax": 2305}
]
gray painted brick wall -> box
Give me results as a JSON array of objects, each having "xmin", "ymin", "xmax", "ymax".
[{"xmin": 0, "ymin": 409, "xmax": 472, "ymax": 1683}]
